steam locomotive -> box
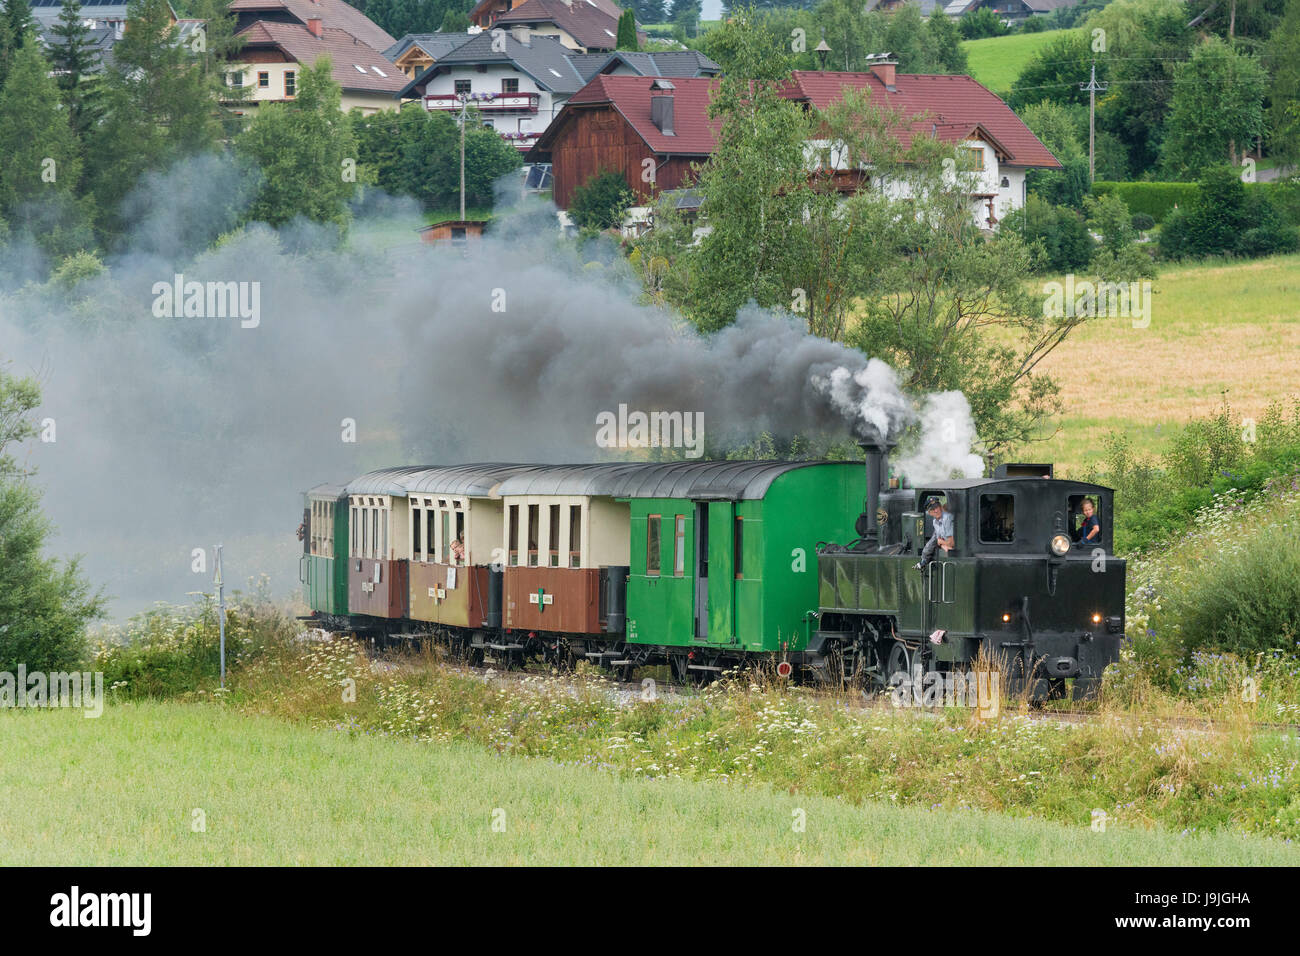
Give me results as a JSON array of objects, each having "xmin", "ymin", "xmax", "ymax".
[{"xmin": 300, "ymin": 443, "xmax": 1124, "ymax": 699}]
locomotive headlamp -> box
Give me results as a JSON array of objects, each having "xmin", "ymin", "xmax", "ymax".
[
  {"xmin": 1049, "ymin": 533, "xmax": 1070, "ymax": 556},
  {"xmin": 1002, "ymin": 613, "xmax": 1012, "ymax": 622}
]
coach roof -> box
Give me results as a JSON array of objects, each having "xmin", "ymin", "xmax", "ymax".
[{"xmin": 493, "ymin": 460, "xmax": 841, "ymax": 500}]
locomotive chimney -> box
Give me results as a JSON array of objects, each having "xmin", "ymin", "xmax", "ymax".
[{"xmin": 858, "ymin": 434, "xmax": 896, "ymax": 547}]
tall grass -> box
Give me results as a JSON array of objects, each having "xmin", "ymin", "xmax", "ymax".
[{"xmin": 221, "ymin": 638, "xmax": 1300, "ymax": 842}]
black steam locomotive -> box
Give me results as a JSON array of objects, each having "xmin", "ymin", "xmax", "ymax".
[{"xmin": 809, "ymin": 440, "xmax": 1126, "ymax": 700}]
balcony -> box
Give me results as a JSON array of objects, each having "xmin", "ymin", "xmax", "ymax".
[{"xmin": 424, "ymin": 92, "xmax": 540, "ymax": 113}]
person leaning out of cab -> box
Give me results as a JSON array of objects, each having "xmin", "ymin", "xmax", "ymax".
[
  {"xmin": 1074, "ymin": 497, "xmax": 1101, "ymax": 548},
  {"xmin": 914, "ymin": 496, "xmax": 954, "ymax": 570}
]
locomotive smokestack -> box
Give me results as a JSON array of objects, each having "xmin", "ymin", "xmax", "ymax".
[{"xmin": 858, "ymin": 434, "xmax": 896, "ymax": 547}]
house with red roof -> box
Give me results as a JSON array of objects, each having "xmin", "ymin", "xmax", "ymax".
[
  {"xmin": 781, "ymin": 65, "xmax": 1060, "ymax": 228},
  {"xmin": 530, "ymin": 62, "xmax": 1062, "ymax": 232},
  {"xmin": 467, "ymin": 0, "xmax": 643, "ymax": 52},
  {"xmin": 223, "ymin": 0, "xmax": 405, "ymax": 114}
]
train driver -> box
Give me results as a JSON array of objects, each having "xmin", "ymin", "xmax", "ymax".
[
  {"xmin": 914, "ymin": 496, "xmax": 954, "ymax": 570},
  {"xmin": 1074, "ymin": 497, "xmax": 1101, "ymax": 546}
]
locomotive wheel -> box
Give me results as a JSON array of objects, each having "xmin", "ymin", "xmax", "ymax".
[{"xmin": 885, "ymin": 641, "xmax": 912, "ymax": 688}]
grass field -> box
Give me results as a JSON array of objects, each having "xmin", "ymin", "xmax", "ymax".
[
  {"xmin": 4, "ymin": 702, "xmax": 1296, "ymax": 865},
  {"xmin": 1027, "ymin": 253, "xmax": 1300, "ymax": 476},
  {"xmin": 963, "ymin": 29, "xmax": 1072, "ymax": 95}
]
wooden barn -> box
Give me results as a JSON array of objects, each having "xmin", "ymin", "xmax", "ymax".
[
  {"xmin": 419, "ymin": 220, "xmax": 488, "ymax": 243},
  {"xmin": 527, "ymin": 75, "xmax": 720, "ymax": 211}
]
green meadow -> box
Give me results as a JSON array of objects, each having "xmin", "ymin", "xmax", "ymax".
[
  {"xmin": 3, "ymin": 702, "xmax": 1296, "ymax": 866},
  {"xmin": 963, "ymin": 29, "xmax": 1073, "ymax": 96}
]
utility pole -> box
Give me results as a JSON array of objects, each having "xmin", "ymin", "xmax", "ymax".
[
  {"xmin": 214, "ymin": 544, "xmax": 225, "ymax": 689},
  {"xmin": 1080, "ymin": 59, "xmax": 1107, "ymax": 183},
  {"xmin": 458, "ymin": 93, "xmax": 468, "ymax": 221}
]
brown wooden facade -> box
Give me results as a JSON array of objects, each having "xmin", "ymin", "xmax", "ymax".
[
  {"xmin": 409, "ymin": 561, "xmax": 490, "ymax": 628},
  {"xmin": 348, "ymin": 557, "xmax": 409, "ymax": 619},
  {"xmin": 504, "ymin": 567, "xmax": 602, "ymax": 634},
  {"xmin": 546, "ymin": 105, "xmax": 702, "ymax": 210}
]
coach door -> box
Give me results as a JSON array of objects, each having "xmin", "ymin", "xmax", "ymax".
[
  {"xmin": 693, "ymin": 502, "xmax": 709, "ymax": 640},
  {"xmin": 705, "ymin": 501, "xmax": 736, "ymax": 644}
]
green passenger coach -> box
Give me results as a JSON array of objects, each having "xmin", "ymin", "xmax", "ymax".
[
  {"xmin": 301, "ymin": 484, "xmax": 349, "ymax": 622},
  {"xmin": 623, "ymin": 462, "xmax": 864, "ymax": 661}
]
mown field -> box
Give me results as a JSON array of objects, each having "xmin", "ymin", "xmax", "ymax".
[
  {"xmin": 1027, "ymin": 253, "xmax": 1300, "ymax": 476},
  {"xmin": 962, "ymin": 29, "xmax": 1072, "ymax": 96},
  {"xmin": 3, "ymin": 702, "xmax": 1296, "ymax": 866}
]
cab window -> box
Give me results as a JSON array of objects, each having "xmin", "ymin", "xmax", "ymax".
[
  {"xmin": 1069, "ymin": 494, "xmax": 1104, "ymax": 545},
  {"xmin": 979, "ymin": 494, "xmax": 1015, "ymax": 543}
]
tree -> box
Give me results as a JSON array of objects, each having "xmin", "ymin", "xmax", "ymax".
[
  {"xmin": 630, "ymin": 0, "xmax": 667, "ymax": 23},
  {"xmin": 923, "ymin": 10, "xmax": 968, "ymax": 75},
  {"xmin": 1018, "ymin": 100, "xmax": 1090, "ymax": 207},
  {"xmin": 1266, "ymin": 0, "xmax": 1300, "ymax": 164},
  {"xmin": 616, "ymin": 10, "xmax": 638, "ymax": 50},
  {"xmin": 441, "ymin": 9, "xmax": 471, "ymax": 31},
  {"xmin": 1089, "ymin": 0, "xmax": 1193, "ymax": 176},
  {"xmin": 809, "ymin": 0, "xmax": 887, "ymax": 73},
  {"xmin": 639, "ymin": 14, "xmax": 1097, "ymax": 456},
  {"xmin": 1008, "ymin": 29, "xmax": 1095, "ymax": 111},
  {"xmin": 0, "ymin": 365, "xmax": 105, "ymax": 673},
  {"xmin": 1002, "ymin": 194, "xmax": 1094, "ymax": 274},
  {"xmin": 0, "ymin": 41, "xmax": 87, "ymax": 255},
  {"xmin": 85, "ymin": 0, "xmax": 223, "ymax": 238},
  {"xmin": 188, "ymin": 0, "xmax": 252, "ymax": 137},
  {"xmin": 0, "ymin": 0, "xmax": 37, "ymax": 88},
  {"xmin": 883, "ymin": 2, "xmax": 926, "ymax": 72},
  {"xmin": 959, "ymin": 7, "xmax": 1009, "ymax": 40},
  {"xmin": 699, "ymin": 5, "xmax": 792, "ymax": 80},
  {"xmin": 672, "ymin": 0, "xmax": 702, "ymax": 37},
  {"xmin": 47, "ymin": 0, "xmax": 103, "ymax": 138},
  {"xmin": 235, "ymin": 59, "xmax": 358, "ymax": 227},
  {"xmin": 569, "ymin": 169, "xmax": 635, "ymax": 231},
  {"xmin": 1162, "ymin": 36, "xmax": 1266, "ymax": 178}
]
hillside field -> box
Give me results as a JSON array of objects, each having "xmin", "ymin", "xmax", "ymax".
[
  {"xmin": 963, "ymin": 29, "xmax": 1073, "ymax": 95},
  {"xmin": 1031, "ymin": 253, "xmax": 1300, "ymax": 476},
  {"xmin": 3, "ymin": 702, "xmax": 1296, "ymax": 866}
]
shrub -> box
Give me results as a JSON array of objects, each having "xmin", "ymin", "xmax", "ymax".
[
  {"xmin": 1167, "ymin": 516, "xmax": 1300, "ymax": 658},
  {"xmin": 94, "ymin": 588, "xmax": 297, "ymax": 699},
  {"xmin": 1001, "ymin": 194, "xmax": 1093, "ymax": 273},
  {"xmin": 1130, "ymin": 212, "xmax": 1155, "ymax": 232},
  {"xmin": 569, "ymin": 169, "xmax": 635, "ymax": 232},
  {"xmin": 1091, "ymin": 181, "xmax": 1198, "ymax": 223}
]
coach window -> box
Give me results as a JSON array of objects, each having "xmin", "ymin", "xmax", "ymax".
[
  {"xmin": 527, "ymin": 504, "xmax": 539, "ymax": 566},
  {"xmin": 734, "ymin": 517, "xmax": 744, "ymax": 579},
  {"xmin": 454, "ymin": 510, "xmax": 466, "ymax": 565},
  {"xmin": 351, "ymin": 506, "xmax": 358, "ymax": 558},
  {"xmin": 426, "ymin": 509, "xmax": 436, "ymax": 564},
  {"xmin": 412, "ymin": 505, "xmax": 423, "ymax": 561},
  {"xmin": 569, "ymin": 505, "xmax": 582, "ymax": 568},
  {"xmin": 372, "ymin": 507, "xmax": 380, "ymax": 560},
  {"xmin": 674, "ymin": 515, "xmax": 686, "ymax": 576},
  {"xmin": 508, "ymin": 505, "xmax": 520, "ymax": 566},
  {"xmin": 548, "ymin": 504, "xmax": 560, "ymax": 567},
  {"xmin": 647, "ymin": 514, "xmax": 661, "ymax": 576},
  {"xmin": 979, "ymin": 494, "xmax": 1015, "ymax": 543}
]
